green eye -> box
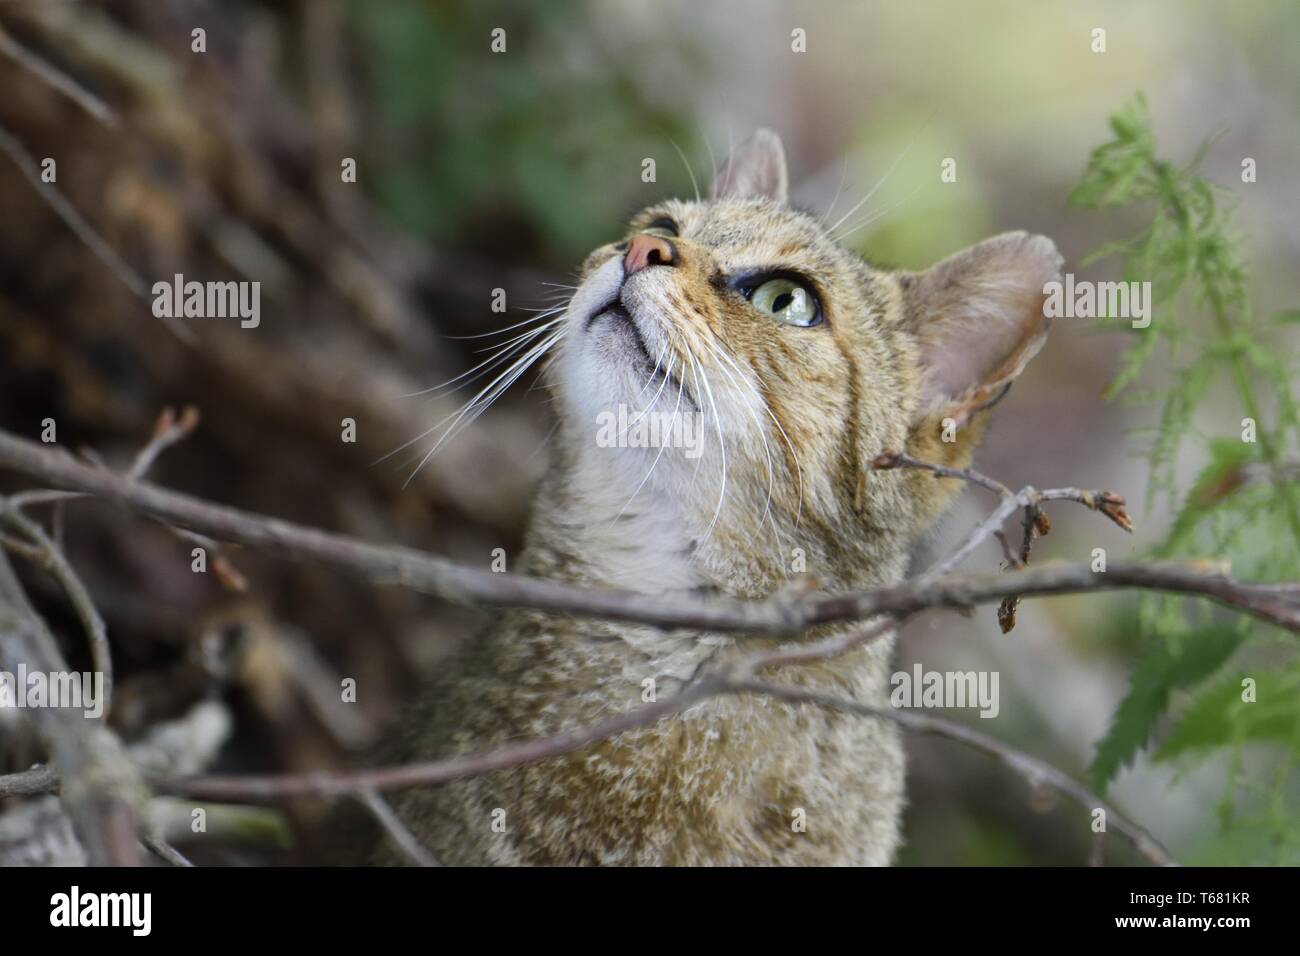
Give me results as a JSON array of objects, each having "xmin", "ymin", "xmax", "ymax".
[{"xmin": 750, "ymin": 277, "xmax": 820, "ymax": 327}]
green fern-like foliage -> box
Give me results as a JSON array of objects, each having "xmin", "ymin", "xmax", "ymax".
[{"xmin": 1072, "ymin": 95, "xmax": 1300, "ymax": 864}]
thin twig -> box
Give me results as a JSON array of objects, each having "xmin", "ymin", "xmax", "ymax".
[
  {"xmin": 143, "ymin": 833, "xmax": 193, "ymax": 867},
  {"xmin": 358, "ymin": 789, "xmax": 440, "ymax": 867},
  {"xmin": 872, "ymin": 449, "xmax": 1013, "ymax": 497},
  {"xmin": 992, "ymin": 529, "xmax": 1021, "ymax": 569},
  {"xmin": 998, "ymin": 503, "xmax": 1050, "ymax": 632},
  {"xmin": 3, "ymin": 669, "xmax": 1175, "ymax": 865},
  {"xmin": 0, "ymin": 22, "xmax": 118, "ymax": 126},
  {"xmin": 124, "ymin": 607, "xmax": 1172, "ymax": 863},
  {"xmin": 129, "ymin": 406, "xmax": 201, "ymax": 480},
  {"xmin": 0, "ymin": 533, "xmax": 49, "ymax": 565},
  {"xmin": 0, "ymin": 500, "xmax": 113, "ymax": 714},
  {"xmin": 874, "ymin": 450, "xmax": 1132, "ymax": 583},
  {"xmin": 741, "ymin": 615, "xmax": 900, "ymax": 670},
  {"xmin": 0, "ymin": 121, "xmax": 191, "ymax": 341}
]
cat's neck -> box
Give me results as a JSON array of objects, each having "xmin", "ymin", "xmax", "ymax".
[
  {"xmin": 522, "ymin": 438, "xmax": 908, "ymax": 598},
  {"xmin": 522, "ymin": 443, "xmax": 700, "ymax": 593}
]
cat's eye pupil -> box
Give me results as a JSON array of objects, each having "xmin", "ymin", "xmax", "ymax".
[{"xmin": 746, "ymin": 276, "xmax": 820, "ymax": 327}]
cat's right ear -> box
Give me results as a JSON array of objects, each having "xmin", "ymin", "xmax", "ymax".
[
  {"xmin": 900, "ymin": 231, "xmax": 1062, "ymax": 428},
  {"xmin": 711, "ymin": 129, "xmax": 789, "ymax": 204}
]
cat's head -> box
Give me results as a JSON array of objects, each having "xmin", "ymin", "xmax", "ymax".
[{"xmin": 553, "ymin": 130, "xmax": 1061, "ymax": 591}]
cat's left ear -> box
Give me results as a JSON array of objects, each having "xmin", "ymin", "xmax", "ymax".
[
  {"xmin": 901, "ymin": 231, "xmax": 1062, "ymax": 427},
  {"xmin": 711, "ymin": 129, "xmax": 788, "ymax": 204}
]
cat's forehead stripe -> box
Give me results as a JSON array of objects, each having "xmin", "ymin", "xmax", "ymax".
[{"xmin": 645, "ymin": 198, "xmax": 856, "ymax": 272}]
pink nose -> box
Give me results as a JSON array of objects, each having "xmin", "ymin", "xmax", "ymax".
[{"xmin": 623, "ymin": 233, "xmax": 676, "ymax": 275}]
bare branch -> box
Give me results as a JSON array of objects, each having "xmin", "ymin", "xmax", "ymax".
[
  {"xmin": 0, "ymin": 551, "xmax": 144, "ymax": 865},
  {"xmin": 0, "ymin": 500, "xmax": 113, "ymax": 713},
  {"xmin": 874, "ymin": 448, "xmax": 1136, "ymax": 635},
  {"xmin": 128, "ymin": 651, "xmax": 1174, "ymax": 866},
  {"xmin": 740, "ymin": 616, "xmax": 899, "ymax": 670},
  {"xmin": 148, "ymin": 677, "xmax": 724, "ymax": 801},
  {"xmin": 0, "ymin": 430, "xmax": 1289, "ymax": 867},
  {"xmin": 0, "ymin": 763, "xmax": 57, "ymax": 798},
  {"xmin": 725, "ymin": 677, "xmax": 1174, "ymax": 866},
  {"xmin": 873, "ymin": 450, "xmax": 1133, "ymax": 582},
  {"xmin": 0, "ymin": 428, "xmax": 1293, "ymax": 634}
]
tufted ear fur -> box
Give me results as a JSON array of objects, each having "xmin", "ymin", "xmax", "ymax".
[
  {"xmin": 712, "ymin": 128, "xmax": 789, "ymax": 204},
  {"xmin": 902, "ymin": 231, "xmax": 1062, "ymax": 428}
]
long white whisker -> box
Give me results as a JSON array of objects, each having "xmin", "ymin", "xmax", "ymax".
[
  {"xmin": 694, "ymin": 353, "xmax": 727, "ymax": 542},
  {"xmin": 762, "ymin": 401, "xmax": 803, "ymax": 531},
  {"xmin": 445, "ymin": 303, "xmax": 568, "ymax": 341},
  {"xmin": 634, "ymin": 342, "xmax": 669, "ymax": 400},
  {"xmin": 670, "ymin": 139, "xmax": 700, "ymax": 203},
  {"xmin": 470, "ymin": 315, "xmax": 565, "ymax": 354},
  {"xmin": 834, "ymin": 182, "xmax": 924, "ymax": 244},
  {"xmin": 387, "ymin": 326, "xmax": 564, "ymax": 477},
  {"xmin": 628, "ymin": 352, "xmax": 675, "ymax": 427},
  {"xmin": 610, "ymin": 353, "xmax": 687, "ymax": 525},
  {"xmin": 703, "ymin": 340, "xmax": 789, "ymax": 575},
  {"xmin": 526, "ymin": 419, "xmax": 562, "ymax": 466},
  {"xmin": 821, "ymin": 156, "xmax": 851, "ymax": 227},
  {"xmin": 684, "ymin": 346, "xmax": 708, "ymax": 491},
  {"xmin": 400, "ymin": 319, "xmax": 561, "ymax": 398},
  {"xmin": 826, "ymin": 125, "xmax": 925, "ymax": 237},
  {"xmin": 714, "ymin": 346, "xmax": 805, "ymax": 531},
  {"xmin": 702, "ymin": 339, "xmax": 779, "ymax": 548},
  {"xmin": 403, "ymin": 328, "xmax": 564, "ymax": 482},
  {"xmin": 703, "ymin": 133, "xmax": 719, "ymax": 193}
]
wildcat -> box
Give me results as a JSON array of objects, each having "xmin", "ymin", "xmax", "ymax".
[{"xmin": 379, "ymin": 130, "xmax": 1061, "ymax": 865}]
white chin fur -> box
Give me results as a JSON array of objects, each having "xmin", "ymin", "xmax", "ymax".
[
  {"xmin": 558, "ymin": 255, "xmax": 759, "ymax": 519},
  {"xmin": 560, "ymin": 256, "xmax": 670, "ymax": 427}
]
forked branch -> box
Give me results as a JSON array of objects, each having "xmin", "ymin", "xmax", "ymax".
[{"xmin": 2, "ymin": 425, "xmax": 1295, "ymax": 868}]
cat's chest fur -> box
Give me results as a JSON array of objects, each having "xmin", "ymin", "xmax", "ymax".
[
  {"xmin": 384, "ymin": 480, "xmax": 906, "ymax": 866},
  {"xmin": 388, "ymin": 628, "xmax": 904, "ymax": 865}
]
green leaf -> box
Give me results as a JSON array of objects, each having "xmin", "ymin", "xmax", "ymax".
[
  {"xmin": 1185, "ymin": 819, "xmax": 1300, "ymax": 866},
  {"xmin": 1088, "ymin": 626, "xmax": 1244, "ymax": 792},
  {"xmin": 1074, "ymin": 91, "xmax": 1300, "ymax": 861},
  {"xmin": 1160, "ymin": 439, "xmax": 1257, "ymax": 553},
  {"xmin": 1156, "ymin": 667, "xmax": 1300, "ymax": 762}
]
